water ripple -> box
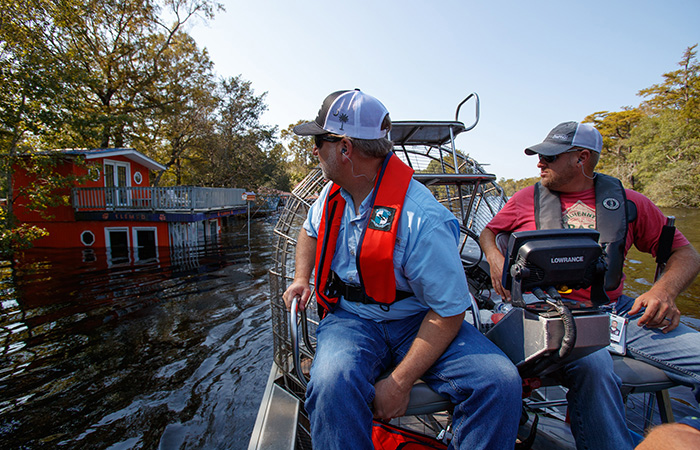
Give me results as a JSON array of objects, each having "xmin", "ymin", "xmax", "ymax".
[{"xmin": 0, "ymin": 218, "xmax": 275, "ymax": 449}]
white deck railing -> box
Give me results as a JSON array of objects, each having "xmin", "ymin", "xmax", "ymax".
[{"xmin": 72, "ymin": 186, "xmax": 248, "ymax": 212}]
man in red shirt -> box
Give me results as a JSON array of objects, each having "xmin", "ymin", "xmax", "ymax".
[{"xmin": 481, "ymin": 121, "xmax": 700, "ymax": 450}]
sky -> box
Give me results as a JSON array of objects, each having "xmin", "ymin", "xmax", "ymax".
[{"xmin": 187, "ymin": 0, "xmax": 700, "ymax": 181}]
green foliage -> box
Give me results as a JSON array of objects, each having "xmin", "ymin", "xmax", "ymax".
[
  {"xmin": 0, "ymin": 0, "xmax": 293, "ymax": 253},
  {"xmin": 0, "ymin": 220, "xmax": 49, "ymax": 255},
  {"xmin": 180, "ymin": 76, "xmax": 286, "ymax": 190},
  {"xmin": 585, "ymin": 45, "xmax": 700, "ymax": 207},
  {"xmin": 278, "ymin": 121, "xmax": 318, "ymax": 186},
  {"xmin": 583, "ymin": 109, "xmax": 644, "ymax": 189},
  {"xmin": 498, "ymin": 177, "xmax": 539, "ymax": 197},
  {"xmin": 14, "ymin": 154, "xmax": 90, "ymax": 218}
]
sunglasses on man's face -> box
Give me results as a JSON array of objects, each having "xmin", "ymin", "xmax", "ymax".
[
  {"xmin": 538, "ymin": 154, "xmax": 559, "ymax": 163},
  {"xmin": 314, "ymin": 134, "xmax": 343, "ymax": 149},
  {"xmin": 538, "ymin": 149, "xmax": 582, "ymax": 164}
]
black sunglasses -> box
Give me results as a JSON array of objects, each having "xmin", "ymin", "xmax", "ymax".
[
  {"xmin": 314, "ymin": 134, "xmax": 342, "ymax": 149},
  {"xmin": 538, "ymin": 154, "xmax": 559, "ymax": 163},
  {"xmin": 538, "ymin": 149, "xmax": 582, "ymax": 164}
]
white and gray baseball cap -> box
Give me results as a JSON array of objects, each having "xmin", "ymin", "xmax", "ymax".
[
  {"xmin": 525, "ymin": 121, "xmax": 603, "ymax": 156},
  {"xmin": 293, "ymin": 89, "xmax": 390, "ymax": 139}
]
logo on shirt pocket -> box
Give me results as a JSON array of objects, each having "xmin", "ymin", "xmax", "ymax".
[{"xmin": 369, "ymin": 206, "xmax": 396, "ymax": 232}]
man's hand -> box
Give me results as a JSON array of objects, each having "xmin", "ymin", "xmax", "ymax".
[
  {"xmin": 372, "ymin": 311, "xmax": 463, "ymax": 421},
  {"xmin": 372, "ymin": 373, "xmax": 412, "ymax": 421},
  {"xmin": 629, "ymin": 244, "xmax": 700, "ymax": 333},
  {"xmin": 629, "ymin": 291, "xmax": 680, "ymax": 333},
  {"xmin": 283, "ymin": 281, "xmax": 311, "ymax": 311},
  {"xmin": 487, "ymin": 251, "xmax": 511, "ymax": 302}
]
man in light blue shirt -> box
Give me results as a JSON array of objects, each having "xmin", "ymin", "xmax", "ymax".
[
  {"xmin": 283, "ymin": 89, "xmax": 520, "ymax": 450},
  {"xmin": 303, "ymin": 178, "xmax": 469, "ymax": 321}
]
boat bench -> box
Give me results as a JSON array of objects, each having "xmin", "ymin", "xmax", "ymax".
[{"xmin": 613, "ymin": 355, "xmax": 677, "ymax": 423}]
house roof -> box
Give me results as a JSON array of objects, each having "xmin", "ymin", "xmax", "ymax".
[{"xmin": 50, "ymin": 148, "xmax": 166, "ymax": 171}]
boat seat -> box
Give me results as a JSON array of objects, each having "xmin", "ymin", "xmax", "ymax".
[
  {"xmin": 613, "ymin": 355, "xmax": 677, "ymax": 394},
  {"xmin": 405, "ymin": 381, "xmax": 453, "ymax": 416},
  {"xmin": 612, "ymin": 354, "xmax": 677, "ymax": 423}
]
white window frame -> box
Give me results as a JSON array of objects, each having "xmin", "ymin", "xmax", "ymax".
[
  {"xmin": 132, "ymin": 226, "xmax": 159, "ymax": 262},
  {"xmin": 103, "ymin": 159, "xmax": 132, "ymax": 206}
]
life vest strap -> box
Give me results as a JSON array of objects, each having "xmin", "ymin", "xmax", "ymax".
[{"xmin": 326, "ymin": 271, "xmax": 413, "ymax": 305}]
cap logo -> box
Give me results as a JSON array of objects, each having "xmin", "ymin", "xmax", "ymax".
[
  {"xmin": 602, "ymin": 198, "xmax": 620, "ymax": 210},
  {"xmin": 337, "ymin": 112, "xmax": 348, "ymax": 130},
  {"xmin": 368, "ymin": 206, "xmax": 396, "ymax": 232},
  {"xmin": 551, "ymin": 133, "xmax": 569, "ymax": 142}
]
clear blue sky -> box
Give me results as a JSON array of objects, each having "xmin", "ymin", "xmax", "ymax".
[{"xmin": 188, "ymin": 0, "xmax": 700, "ymax": 180}]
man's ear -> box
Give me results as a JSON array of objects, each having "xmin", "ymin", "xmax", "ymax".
[
  {"xmin": 579, "ymin": 149, "xmax": 591, "ymax": 165},
  {"xmin": 340, "ymin": 138, "xmax": 353, "ymax": 157}
]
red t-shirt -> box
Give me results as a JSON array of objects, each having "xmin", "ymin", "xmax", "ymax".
[{"xmin": 485, "ymin": 185, "xmax": 690, "ymax": 302}]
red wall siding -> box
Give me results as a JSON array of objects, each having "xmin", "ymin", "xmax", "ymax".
[
  {"xmin": 13, "ymin": 154, "xmax": 152, "ymax": 225},
  {"xmin": 24, "ymin": 220, "xmax": 170, "ymax": 248}
]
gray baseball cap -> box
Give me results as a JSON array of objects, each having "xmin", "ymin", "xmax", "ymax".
[{"xmin": 525, "ymin": 121, "xmax": 603, "ymax": 156}]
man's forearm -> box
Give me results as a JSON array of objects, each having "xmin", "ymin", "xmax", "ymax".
[
  {"xmin": 372, "ymin": 310, "xmax": 464, "ymax": 420},
  {"xmin": 480, "ymin": 227, "xmax": 501, "ymax": 261},
  {"xmin": 651, "ymin": 244, "xmax": 700, "ymax": 300},
  {"xmin": 282, "ymin": 229, "xmax": 318, "ymax": 309},
  {"xmin": 390, "ymin": 311, "xmax": 464, "ymax": 389},
  {"xmin": 294, "ymin": 229, "xmax": 317, "ymax": 283}
]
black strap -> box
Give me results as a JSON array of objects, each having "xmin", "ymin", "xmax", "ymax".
[{"xmin": 325, "ymin": 271, "xmax": 413, "ymax": 305}]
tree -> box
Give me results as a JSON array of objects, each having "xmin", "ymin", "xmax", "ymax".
[
  {"xmin": 629, "ymin": 45, "xmax": 700, "ymax": 206},
  {"xmin": 1, "ymin": 0, "xmax": 223, "ymax": 149},
  {"xmin": 136, "ymin": 32, "xmax": 219, "ymax": 186},
  {"xmin": 184, "ymin": 76, "xmax": 279, "ymax": 190},
  {"xmin": 498, "ymin": 177, "xmax": 539, "ymax": 197},
  {"xmin": 0, "ymin": 0, "xmax": 224, "ymax": 252},
  {"xmin": 278, "ymin": 121, "xmax": 318, "ymax": 186},
  {"xmin": 583, "ymin": 45, "xmax": 700, "ymax": 207},
  {"xmin": 583, "ymin": 109, "xmax": 643, "ymax": 188},
  {"xmin": 638, "ymin": 45, "xmax": 700, "ymax": 124}
]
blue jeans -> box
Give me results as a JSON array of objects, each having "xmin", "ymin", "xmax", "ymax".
[
  {"xmin": 556, "ymin": 349, "xmax": 635, "ymax": 450},
  {"xmin": 305, "ymin": 308, "xmax": 522, "ymax": 450},
  {"xmin": 615, "ymin": 295, "xmax": 700, "ymax": 402}
]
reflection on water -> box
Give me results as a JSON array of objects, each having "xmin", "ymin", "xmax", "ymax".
[
  {"xmin": 0, "ymin": 217, "xmax": 275, "ymax": 449},
  {"xmin": 624, "ymin": 207, "xmax": 700, "ymax": 330}
]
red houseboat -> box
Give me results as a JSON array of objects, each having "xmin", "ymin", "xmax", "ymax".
[{"xmin": 12, "ymin": 148, "xmax": 250, "ymax": 258}]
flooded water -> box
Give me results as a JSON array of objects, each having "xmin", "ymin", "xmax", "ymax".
[
  {"xmin": 623, "ymin": 207, "xmax": 700, "ymax": 331},
  {"xmin": 1, "ymin": 208, "xmax": 700, "ymax": 450},
  {"xmin": 0, "ymin": 216, "xmax": 276, "ymax": 450}
]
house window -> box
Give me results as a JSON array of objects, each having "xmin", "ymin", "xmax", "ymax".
[
  {"xmin": 133, "ymin": 171, "xmax": 143, "ymax": 185},
  {"xmin": 80, "ymin": 230, "xmax": 95, "ymax": 246},
  {"xmin": 88, "ymin": 166, "xmax": 101, "ymax": 182},
  {"xmin": 105, "ymin": 227, "xmax": 130, "ymax": 264},
  {"xmin": 104, "ymin": 160, "xmax": 130, "ymax": 206},
  {"xmin": 133, "ymin": 227, "xmax": 158, "ymax": 261}
]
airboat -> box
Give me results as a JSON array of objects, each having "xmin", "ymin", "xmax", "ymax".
[{"xmin": 249, "ymin": 93, "xmax": 691, "ymax": 449}]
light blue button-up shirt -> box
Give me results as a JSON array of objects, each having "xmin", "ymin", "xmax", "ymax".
[{"xmin": 303, "ymin": 179, "xmax": 471, "ymax": 321}]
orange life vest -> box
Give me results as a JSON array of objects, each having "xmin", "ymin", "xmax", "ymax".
[{"xmin": 314, "ymin": 153, "xmax": 414, "ymax": 314}]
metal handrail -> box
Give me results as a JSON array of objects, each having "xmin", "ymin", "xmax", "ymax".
[
  {"xmin": 72, "ymin": 186, "xmax": 247, "ymax": 212},
  {"xmin": 455, "ymin": 92, "xmax": 480, "ymax": 132},
  {"xmin": 289, "ymin": 296, "xmax": 308, "ymax": 388}
]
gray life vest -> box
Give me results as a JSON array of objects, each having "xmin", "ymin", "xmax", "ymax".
[{"xmin": 534, "ymin": 173, "xmax": 637, "ymax": 291}]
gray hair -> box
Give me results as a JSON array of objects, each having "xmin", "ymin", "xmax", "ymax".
[{"xmin": 348, "ymin": 137, "xmax": 394, "ymax": 158}]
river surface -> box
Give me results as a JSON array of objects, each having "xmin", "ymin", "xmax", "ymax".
[
  {"xmin": 1, "ymin": 209, "xmax": 700, "ymax": 450},
  {"xmin": 1, "ymin": 216, "xmax": 276, "ymax": 450}
]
